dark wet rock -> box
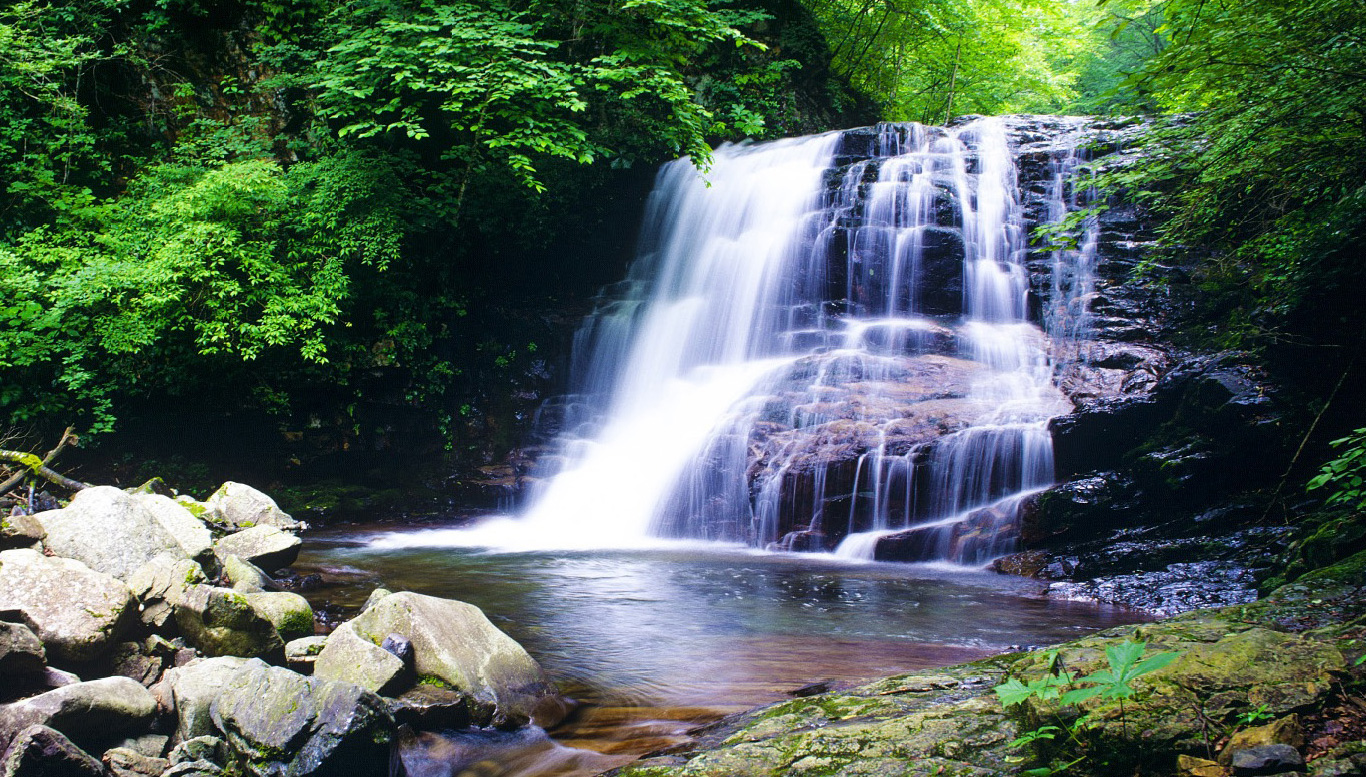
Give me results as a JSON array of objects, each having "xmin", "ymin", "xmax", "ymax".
[
  {"xmin": 385, "ymin": 685, "xmax": 473, "ymax": 730},
  {"xmin": 1231, "ymin": 744, "xmax": 1305, "ymax": 775},
  {"xmin": 0, "ymin": 725, "xmax": 103, "ymax": 777},
  {"xmin": 1047, "ymin": 561, "xmax": 1261, "ymax": 616},
  {"xmin": 380, "ymin": 633, "xmax": 414, "ymax": 665},
  {"xmin": 873, "ymin": 501, "xmax": 1019, "ymax": 565},
  {"xmin": 208, "ymin": 659, "xmax": 393, "ymax": 777},
  {"xmin": 107, "ymin": 642, "xmax": 163, "ymax": 688},
  {"xmin": 0, "ymin": 622, "xmax": 46, "ymax": 682}
]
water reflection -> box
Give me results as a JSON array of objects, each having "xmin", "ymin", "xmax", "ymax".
[{"xmin": 298, "ymin": 522, "xmax": 1143, "ymax": 709}]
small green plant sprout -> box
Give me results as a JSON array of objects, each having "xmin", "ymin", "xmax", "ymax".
[
  {"xmin": 1235, "ymin": 703, "xmax": 1275, "ymax": 728},
  {"xmin": 1057, "ymin": 640, "xmax": 1181, "ymax": 706},
  {"xmin": 994, "ymin": 641, "xmax": 1182, "ymax": 773}
]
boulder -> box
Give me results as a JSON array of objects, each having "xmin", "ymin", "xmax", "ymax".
[
  {"xmin": 0, "ymin": 622, "xmax": 45, "ymax": 680},
  {"xmin": 127, "ymin": 554, "xmax": 206, "ymax": 630},
  {"xmin": 242, "ymin": 593, "xmax": 314, "ymax": 642},
  {"xmin": 153, "ymin": 657, "xmax": 249, "ymax": 742},
  {"xmin": 1220, "ymin": 715, "xmax": 1305, "ymax": 764},
  {"xmin": 108, "ymin": 642, "xmax": 162, "ymax": 687},
  {"xmin": 0, "ymin": 677, "xmax": 156, "ymax": 754},
  {"xmin": 0, "ymin": 549, "xmax": 136, "ymax": 663},
  {"xmin": 102, "ymin": 746, "xmax": 169, "ymax": 777},
  {"xmin": 0, "ymin": 725, "xmax": 103, "ymax": 777},
  {"xmin": 167, "ymin": 735, "xmax": 226, "ymax": 766},
  {"xmin": 218, "ymin": 556, "xmax": 269, "ymax": 593},
  {"xmin": 213, "ymin": 526, "xmax": 300, "ymax": 573},
  {"xmin": 0, "ymin": 513, "xmax": 44, "ymax": 551},
  {"xmin": 203, "ymin": 483, "xmax": 302, "ymax": 533},
  {"xmin": 209, "ymin": 660, "xmax": 393, "ymax": 777},
  {"xmin": 173, "ymin": 586, "xmax": 283, "ymax": 659},
  {"xmin": 346, "ymin": 592, "xmax": 567, "ymax": 727},
  {"xmin": 34, "ymin": 487, "xmax": 213, "ymax": 581},
  {"xmin": 284, "ymin": 637, "xmax": 328, "ymax": 675},
  {"xmin": 311, "ymin": 624, "xmax": 406, "ymax": 696},
  {"xmin": 1230, "ymin": 744, "xmax": 1305, "ymax": 776}
]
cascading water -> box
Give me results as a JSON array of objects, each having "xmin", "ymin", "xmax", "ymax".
[{"xmin": 452, "ymin": 118, "xmax": 1097, "ymax": 562}]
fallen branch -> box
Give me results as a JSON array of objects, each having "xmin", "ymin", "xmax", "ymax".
[{"xmin": 0, "ymin": 427, "xmax": 87, "ymax": 493}]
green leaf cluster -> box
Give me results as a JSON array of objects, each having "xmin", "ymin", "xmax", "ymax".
[{"xmin": 1308, "ymin": 428, "xmax": 1366, "ymax": 511}]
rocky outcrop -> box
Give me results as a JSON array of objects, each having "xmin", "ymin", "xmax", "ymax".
[
  {"xmin": 208, "ymin": 660, "xmax": 393, "ymax": 777},
  {"xmin": 611, "ymin": 549, "xmax": 1366, "ymax": 777},
  {"xmin": 324, "ymin": 592, "xmax": 567, "ymax": 728},
  {"xmin": 0, "ymin": 549, "xmax": 137, "ymax": 664},
  {"xmin": 213, "ymin": 526, "xmax": 301, "ymax": 573},
  {"xmin": 34, "ymin": 487, "xmax": 213, "ymax": 581},
  {"xmin": 0, "ymin": 677, "xmax": 156, "ymax": 754},
  {"xmin": 173, "ymin": 586, "xmax": 285, "ymax": 659},
  {"xmin": 202, "ymin": 483, "xmax": 302, "ymax": 533},
  {"xmin": 0, "ymin": 725, "xmax": 105, "ymax": 777}
]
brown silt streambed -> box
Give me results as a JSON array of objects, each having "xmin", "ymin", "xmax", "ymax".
[{"xmin": 293, "ymin": 519, "xmax": 1149, "ymax": 776}]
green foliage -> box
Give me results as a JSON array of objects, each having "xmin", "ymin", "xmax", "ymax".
[
  {"xmin": 994, "ymin": 641, "xmax": 1180, "ymax": 775},
  {"xmin": 1308, "ymin": 428, "xmax": 1366, "ymax": 511},
  {"xmin": 801, "ymin": 0, "xmax": 1092, "ymax": 122},
  {"xmin": 1104, "ymin": 0, "xmax": 1366, "ymax": 344}
]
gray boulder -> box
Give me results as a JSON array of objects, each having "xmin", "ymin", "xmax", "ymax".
[
  {"xmin": 0, "ymin": 549, "xmax": 135, "ymax": 663},
  {"xmin": 0, "ymin": 513, "xmax": 44, "ymax": 551},
  {"xmin": 283, "ymin": 637, "xmax": 328, "ymax": 675},
  {"xmin": 209, "ymin": 660, "xmax": 393, "ymax": 777},
  {"xmin": 0, "ymin": 677, "xmax": 155, "ymax": 754},
  {"xmin": 0, "ymin": 725, "xmax": 103, "ymax": 777},
  {"xmin": 218, "ymin": 556, "xmax": 269, "ymax": 593},
  {"xmin": 34, "ymin": 487, "xmax": 213, "ymax": 581},
  {"xmin": 242, "ymin": 593, "xmax": 313, "ymax": 642},
  {"xmin": 213, "ymin": 526, "xmax": 300, "ymax": 573},
  {"xmin": 346, "ymin": 592, "xmax": 567, "ymax": 727},
  {"xmin": 167, "ymin": 735, "xmax": 226, "ymax": 765},
  {"xmin": 152, "ymin": 657, "xmax": 249, "ymax": 742},
  {"xmin": 127, "ymin": 554, "xmax": 206, "ymax": 630},
  {"xmin": 173, "ymin": 586, "xmax": 282, "ymax": 659},
  {"xmin": 203, "ymin": 483, "xmax": 302, "ymax": 533},
  {"xmin": 0, "ymin": 622, "xmax": 45, "ymax": 679},
  {"xmin": 311, "ymin": 624, "xmax": 405, "ymax": 696},
  {"xmin": 102, "ymin": 746, "xmax": 169, "ymax": 777}
]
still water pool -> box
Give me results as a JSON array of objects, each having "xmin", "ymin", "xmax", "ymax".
[{"xmin": 297, "ymin": 520, "xmax": 1142, "ymax": 707}]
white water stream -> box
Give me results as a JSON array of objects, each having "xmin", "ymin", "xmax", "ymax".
[{"xmin": 391, "ymin": 118, "xmax": 1097, "ymax": 563}]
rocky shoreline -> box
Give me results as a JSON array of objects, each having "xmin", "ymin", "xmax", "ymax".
[
  {"xmin": 611, "ymin": 549, "xmax": 1366, "ymax": 777},
  {"xmin": 4, "ymin": 480, "xmax": 1364, "ymax": 776},
  {"xmin": 0, "ymin": 481, "xmax": 571, "ymax": 777}
]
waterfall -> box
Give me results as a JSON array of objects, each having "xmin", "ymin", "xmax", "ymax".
[{"xmin": 447, "ymin": 118, "xmax": 1097, "ymax": 562}]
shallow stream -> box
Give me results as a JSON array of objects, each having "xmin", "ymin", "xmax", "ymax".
[{"xmin": 295, "ymin": 519, "xmax": 1146, "ymax": 775}]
